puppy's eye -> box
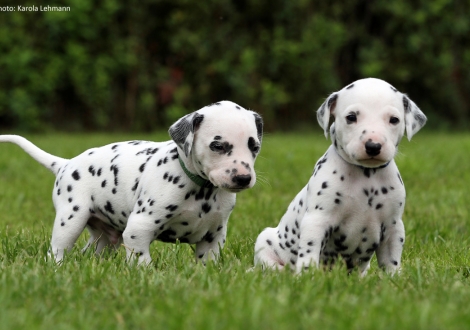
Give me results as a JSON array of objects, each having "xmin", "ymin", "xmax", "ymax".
[
  {"xmin": 251, "ymin": 145, "xmax": 260, "ymax": 153},
  {"xmin": 210, "ymin": 142, "xmax": 224, "ymax": 152},
  {"xmin": 389, "ymin": 117, "xmax": 400, "ymax": 125},
  {"xmin": 346, "ymin": 114, "xmax": 357, "ymax": 124}
]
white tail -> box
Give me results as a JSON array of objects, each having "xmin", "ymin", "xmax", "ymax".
[{"xmin": 0, "ymin": 135, "xmax": 68, "ymax": 175}]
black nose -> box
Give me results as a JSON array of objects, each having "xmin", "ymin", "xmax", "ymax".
[
  {"xmin": 365, "ymin": 140, "xmax": 381, "ymax": 156},
  {"xmin": 232, "ymin": 174, "xmax": 252, "ymax": 187}
]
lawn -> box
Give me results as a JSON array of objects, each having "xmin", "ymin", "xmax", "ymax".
[{"xmin": 0, "ymin": 131, "xmax": 469, "ymax": 329}]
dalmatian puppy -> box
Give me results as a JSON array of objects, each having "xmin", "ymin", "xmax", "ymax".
[
  {"xmin": 0, "ymin": 101, "xmax": 263, "ymax": 265},
  {"xmin": 254, "ymin": 78, "xmax": 426, "ymax": 275}
]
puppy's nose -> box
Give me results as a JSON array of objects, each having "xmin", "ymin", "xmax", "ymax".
[
  {"xmin": 232, "ymin": 174, "xmax": 252, "ymax": 187},
  {"xmin": 365, "ymin": 140, "xmax": 381, "ymax": 156}
]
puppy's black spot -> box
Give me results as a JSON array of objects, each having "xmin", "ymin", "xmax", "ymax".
[
  {"xmin": 157, "ymin": 229, "xmax": 178, "ymax": 243},
  {"xmin": 88, "ymin": 166, "xmax": 96, "ymax": 176},
  {"xmin": 202, "ymin": 231, "xmax": 214, "ymax": 243},
  {"xmin": 195, "ymin": 188, "xmax": 205, "ymax": 201},
  {"xmin": 202, "ymin": 203, "xmax": 211, "ymax": 213},
  {"xmin": 248, "ymin": 137, "xmax": 260, "ymax": 157},
  {"xmin": 131, "ymin": 180, "xmax": 139, "ymax": 192},
  {"xmin": 104, "ymin": 201, "xmax": 115, "ymax": 214},
  {"xmin": 166, "ymin": 204, "xmax": 178, "ymax": 212},
  {"xmin": 72, "ymin": 170, "xmax": 80, "ymax": 181}
]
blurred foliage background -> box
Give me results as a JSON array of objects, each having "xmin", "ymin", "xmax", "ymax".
[{"xmin": 0, "ymin": 0, "xmax": 469, "ymax": 132}]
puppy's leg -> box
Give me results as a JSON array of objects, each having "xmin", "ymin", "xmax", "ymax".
[
  {"xmin": 82, "ymin": 225, "xmax": 112, "ymax": 255},
  {"xmin": 254, "ymin": 227, "xmax": 285, "ymax": 270},
  {"xmin": 376, "ymin": 219, "xmax": 405, "ymax": 275},
  {"xmin": 295, "ymin": 214, "xmax": 331, "ymax": 274},
  {"xmin": 122, "ymin": 213, "xmax": 155, "ymax": 265},
  {"xmin": 357, "ymin": 259, "xmax": 372, "ymax": 277},
  {"xmin": 194, "ymin": 227, "xmax": 227, "ymax": 264},
  {"xmin": 50, "ymin": 209, "xmax": 89, "ymax": 262}
]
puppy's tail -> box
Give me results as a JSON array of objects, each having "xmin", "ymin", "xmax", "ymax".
[{"xmin": 0, "ymin": 135, "xmax": 68, "ymax": 175}]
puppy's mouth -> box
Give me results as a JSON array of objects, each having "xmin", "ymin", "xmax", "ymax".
[
  {"xmin": 356, "ymin": 157, "xmax": 390, "ymax": 168},
  {"xmin": 220, "ymin": 184, "xmax": 250, "ymax": 193}
]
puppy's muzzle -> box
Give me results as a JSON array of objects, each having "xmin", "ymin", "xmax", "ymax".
[{"xmin": 365, "ymin": 140, "xmax": 382, "ymax": 157}]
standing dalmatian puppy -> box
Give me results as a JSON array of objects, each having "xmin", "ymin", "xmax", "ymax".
[
  {"xmin": 254, "ymin": 78, "xmax": 426, "ymax": 275},
  {"xmin": 0, "ymin": 101, "xmax": 263, "ymax": 265}
]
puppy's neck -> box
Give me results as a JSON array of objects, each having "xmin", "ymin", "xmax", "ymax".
[{"xmin": 176, "ymin": 149, "xmax": 214, "ymax": 188}]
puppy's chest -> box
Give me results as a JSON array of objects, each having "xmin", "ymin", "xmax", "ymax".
[
  {"xmin": 310, "ymin": 165, "xmax": 405, "ymax": 221},
  {"xmin": 151, "ymin": 195, "xmax": 233, "ymax": 244}
]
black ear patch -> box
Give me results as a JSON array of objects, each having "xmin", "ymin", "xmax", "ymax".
[
  {"xmin": 317, "ymin": 92, "xmax": 340, "ymax": 138},
  {"xmin": 327, "ymin": 93, "xmax": 338, "ymax": 109},
  {"xmin": 253, "ymin": 113, "xmax": 263, "ymax": 142},
  {"xmin": 402, "ymin": 96, "xmax": 410, "ymax": 113},
  {"xmin": 192, "ymin": 114, "xmax": 204, "ymax": 132},
  {"xmin": 168, "ymin": 112, "xmax": 205, "ymax": 157},
  {"xmin": 169, "ymin": 116, "xmax": 192, "ymax": 147}
]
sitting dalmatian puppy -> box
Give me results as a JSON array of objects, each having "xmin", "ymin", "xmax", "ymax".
[
  {"xmin": 254, "ymin": 78, "xmax": 426, "ymax": 275},
  {"xmin": 0, "ymin": 101, "xmax": 263, "ymax": 265}
]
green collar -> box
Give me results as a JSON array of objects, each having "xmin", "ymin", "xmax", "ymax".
[{"xmin": 178, "ymin": 157, "xmax": 213, "ymax": 188}]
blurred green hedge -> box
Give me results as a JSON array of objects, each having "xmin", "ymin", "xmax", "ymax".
[{"xmin": 0, "ymin": 0, "xmax": 469, "ymax": 131}]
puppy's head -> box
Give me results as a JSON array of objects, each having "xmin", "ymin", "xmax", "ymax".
[
  {"xmin": 317, "ymin": 78, "xmax": 427, "ymax": 168},
  {"xmin": 169, "ymin": 101, "xmax": 263, "ymax": 192}
]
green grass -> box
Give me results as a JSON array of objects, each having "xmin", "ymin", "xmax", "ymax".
[{"xmin": 0, "ymin": 131, "xmax": 469, "ymax": 329}]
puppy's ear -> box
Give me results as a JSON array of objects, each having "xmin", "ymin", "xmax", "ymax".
[
  {"xmin": 168, "ymin": 112, "xmax": 204, "ymax": 157},
  {"xmin": 403, "ymin": 95, "xmax": 427, "ymax": 140},
  {"xmin": 253, "ymin": 113, "xmax": 264, "ymax": 143},
  {"xmin": 317, "ymin": 92, "xmax": 338, "ymax": 139}
]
